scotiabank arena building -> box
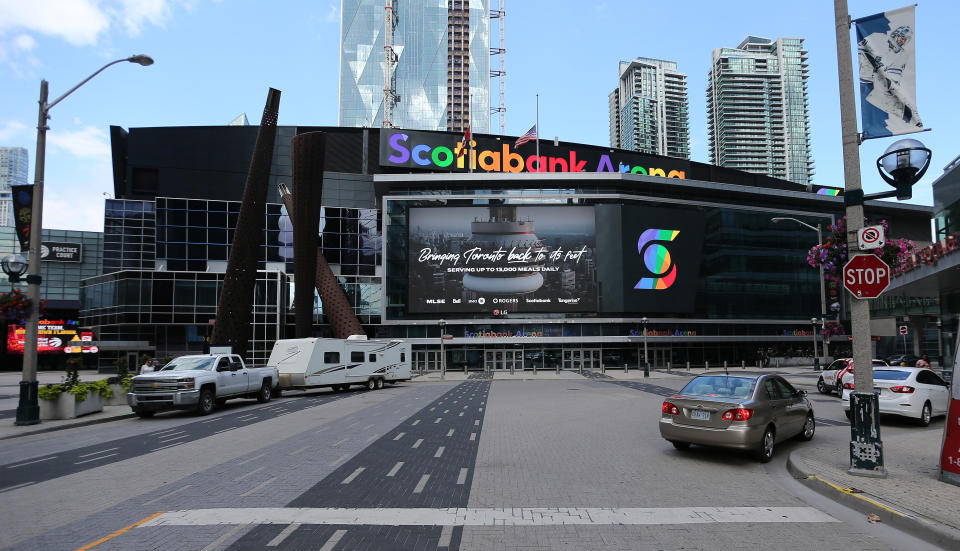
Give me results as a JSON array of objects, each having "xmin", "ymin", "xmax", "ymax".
[{"xmin": 81, "ymin": 126, "xmax": 932, "ymax": 371}]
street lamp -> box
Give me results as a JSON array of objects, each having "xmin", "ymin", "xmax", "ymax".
[
  {"xmin": 15, "ymin": 55, "xmax": 153, "ymax": 426},
  {"xmin": 1, "ymin": 254, "xmax": 29, "ymax": 282},
  {"xmin": 641, "ymin": 317, "xmax": 649, "ymax": 367},
  {"xmin": 876, "ymin": 139, "xmax": 932, "ymax": 201},
  {"xmin": 439, "ymin": 319, "xmax": 446, "ymax": 379},
  {"xmin": 772, "ymin": 217, "xmax": 828, "ymax": 365},
  {"xmin": 810, "ymin": 318, "xmax": 819, "ymax": 371}
]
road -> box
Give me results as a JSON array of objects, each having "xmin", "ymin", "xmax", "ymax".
[{"xmin": 0, "ymin": 372, "xmax": 946, "ymax": 550}]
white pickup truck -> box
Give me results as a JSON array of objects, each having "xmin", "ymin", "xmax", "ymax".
[{"xmin": 127, "ymin": 353, "xmax": 280, "ymax": 418}]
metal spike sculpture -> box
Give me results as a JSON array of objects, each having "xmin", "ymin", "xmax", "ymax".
[
  {"xmin": 279, "ymin": 178, "xmax": 365, "ymax": 339},
  {"xmin": 291, "ymin": 132, "xmax": 325, "ymax": 337},
  {"xmin": 211, "ymin": 88, "xmax": 281, "ymax": 358}
]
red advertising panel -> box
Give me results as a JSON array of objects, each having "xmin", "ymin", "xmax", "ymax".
[
  {"xmin": 5, "ymin": 320, "xmax": 97, "ymax": 354},
  {"xmin": 940, "ymin": 400, "xmax": 960, "ymax": 483}
]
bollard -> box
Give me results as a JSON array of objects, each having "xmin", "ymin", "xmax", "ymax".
[
  {"xmin": 776, "ymin": 359, "xmax": 780, "ymax": 369},
  {"xmin": 724, "ymin": 361, "xmax": 728, "ymax": 375},
  {"xmin": 511, "ymin": 362, "xmax": 515, "ymax": 376},
  {"xmin": 601, "ymin": 363, "xmax": 605, "ymax": 374},
  {"xmin": 686, "ymin": 361, "xmax": 690, "ymax": 373},
  {"xmin": 556, "ymin": 362, "xmax": 560, "ymax": 375},
  {"xmin": 705, "ymin": 361, "xmax": 709, "ymax": 371},
  {"xmin": 644, "ymin": 362, "xmax": 650, "ymax": 377},
  {"xmin": 741, "ymin": 360, "xmax": 746, "ymax": 370},
  {"xmin": 813, "ymin": 357, "xmax": 820, "ymax": 372},
  {"xmin": 533, "ymin": 362, "xmax": 537, "ymax": 375},
  {"xmin": 667, "ymin": 362, "xmax": 672, "ymax": 372},
  {"xmin": 624, "ymin": 363, "xmax": 629, "ymax": 374}
]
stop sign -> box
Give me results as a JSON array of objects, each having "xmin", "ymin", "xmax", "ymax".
[{"xmin": 843, "ymin": 254, "xmax": 890, "ymax": 299}]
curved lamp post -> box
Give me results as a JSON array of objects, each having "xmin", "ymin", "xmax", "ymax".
[
  {"xmin": 772, "ymin": 217, "xmax": 828, "ymax": 367},
  {"xmin": 15, "ymin": 55, "xmax": 153, "ymax": 426}
]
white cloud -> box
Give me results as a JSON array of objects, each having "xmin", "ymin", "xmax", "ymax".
[
  {"xmin": 0, "ymin": 0, "xmax": 110, "ymax": 46},
  {"xmin": 324, "ymin": 4, "xmax": 339, "ymax": 23},
  {"xmin": 0, "ymin": 120, "xmax": 28, "ymax": 141},
  {"xmin": 47, "ymin": 126, "xmax": 111, "ymax": 158},
  {"xmin": 43, "ymin": 195, "xmax": 106, "ymax": 231},
  {"xmin": 42, "ymin": 158, "xmax": 113, "ymax": 231},
  {"xmin": 13, "ymin": 33, "xmax": 36, "ymax": 51}
]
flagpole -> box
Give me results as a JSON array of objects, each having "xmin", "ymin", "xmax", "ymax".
[{"xmin": 535, "ymin": 94, "xmax": 540, "ymax": 172}]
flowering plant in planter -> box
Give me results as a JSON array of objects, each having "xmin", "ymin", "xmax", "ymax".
[
  {"xmin": 806, "ymin": 217, "xmax": 917, "ymax": 284},
  {"xmin": 0, "ymin": 288, "xmax": 31, "ymax": 321}
]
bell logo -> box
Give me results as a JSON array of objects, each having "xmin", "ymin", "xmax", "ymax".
[{"xmin": 635, "ymin": 229, "xmax": 680, "ymax": 290}]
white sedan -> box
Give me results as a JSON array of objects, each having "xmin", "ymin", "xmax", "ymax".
[{"xmin": 840, "ymin": 367, "xmax": 950, "ymax": 426}]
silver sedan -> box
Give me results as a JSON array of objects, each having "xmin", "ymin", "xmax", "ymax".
[{"xmin": 659, "ymin": 373, "xmax": 816, "ymax": 462}]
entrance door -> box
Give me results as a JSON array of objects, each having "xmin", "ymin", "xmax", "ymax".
[
  {"xmin": 652, "ymin": 347, "xmax": 672, "ymax": 369},
  {"xmin": 582, "ymin": 349, "xmax": 601, "ymax": 370},
  {"xmin": 484, "ymin": 350, "xmax": 522, "ymax": 371},
  {"xmin": 414, "ymin": 350, "xmax": 441, "ymax": 372}
]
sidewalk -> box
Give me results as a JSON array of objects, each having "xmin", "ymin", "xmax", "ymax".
[{"xmin": 787, "ymin": 428, "xmax": 960, "ymax": 549}]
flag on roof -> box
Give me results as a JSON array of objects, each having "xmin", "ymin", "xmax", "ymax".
[
  {"xmin": 457, "ymin": 125, "xmax": 472, "ymax": 158},
  {"xmin": 514, "ymin": 125, "xmax": 537, "ymax": 148}
]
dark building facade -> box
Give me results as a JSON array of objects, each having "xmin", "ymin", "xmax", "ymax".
[{"xmin": 81, "ymin": 125, "xmax": 933, "ymax": 370}]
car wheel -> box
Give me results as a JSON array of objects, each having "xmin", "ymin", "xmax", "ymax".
[
  {"xmin": 671, "ymin": 441, "xmax": 690, "ymax": 450},
  {"xmin": 366, "ymin": 379, "xmax": 376, "ymax": 391},
  {"xmin": 817, "ymin": 378, "xmax": 828, "ymax": 394},
  {"xmin": 798, "ymin": 414, "xmax": 815, "ymax": 441},
  {"xmin": 196, "ymin": 388, "xmax": 216, "ymax": 415},
  {"xmin": 257, "ymin": 382, "xmax": 272, "ymax": 403},
  {"xmin": 918, "ymin": 402, "xmax": 932, "ymax": 427},
  {"xmin": 756, "ymin": 427, "xmax": 775, "ymax": 463},
  {"xmin": 375, "ymin": 378, "xmax": 384, "ymax": 390},
  {"xmin": 133, "ymin": 408, "xmax": 154, "ymax": 419}
]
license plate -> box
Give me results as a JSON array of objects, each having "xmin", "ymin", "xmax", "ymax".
[{"xmin": 690, "ymin": 410, "xmax": 710, "ymax": 420}]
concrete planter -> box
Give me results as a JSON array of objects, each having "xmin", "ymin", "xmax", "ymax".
[
  {"xmin": 104, "ymin": 384, "xmax": 128, "ymax": 406},
  {"xmin": 39, "ymin": 392, "xmax": 104, "ymax": 420}
]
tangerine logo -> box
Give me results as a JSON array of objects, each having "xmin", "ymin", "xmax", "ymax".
[{"xmin": 635, "ymin": 229, "xmax": 679, "ymax": 290}]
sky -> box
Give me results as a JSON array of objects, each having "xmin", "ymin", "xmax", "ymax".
[{"xmin": 0, "ymin": 0, "xmax": 957, "ymax": 233}]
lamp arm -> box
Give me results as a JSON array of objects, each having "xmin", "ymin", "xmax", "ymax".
[{"xmin": 46, "ymin": 58, "xmax": 129, "ymax": 111}]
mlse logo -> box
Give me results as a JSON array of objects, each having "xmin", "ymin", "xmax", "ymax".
[{"xmin": 635, "ymin": 229, "xmax": 679, "ymax": 290}]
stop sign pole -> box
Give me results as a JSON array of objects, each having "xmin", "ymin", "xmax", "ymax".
[{"xmin": 833, "ymin": 0, "xmax": 885, "ymax": 478}]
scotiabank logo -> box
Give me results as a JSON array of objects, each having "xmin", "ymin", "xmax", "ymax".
[{"xmin": 634, "ymin": 229, "xmax": 679, "ymax": 290}]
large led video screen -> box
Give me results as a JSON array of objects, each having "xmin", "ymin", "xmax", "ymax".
[{"xmin": 408, "ymin": 205, "xmax": 597, "ymax": 314}]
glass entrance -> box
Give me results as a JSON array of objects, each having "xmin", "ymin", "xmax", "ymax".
[
  {"xmin": 645, "ymin": 347, "xmax": 672, "ymax": 368},
  {"xmin": 413, "ymin": 350, "xmax": 441, "ymax": 373},
  {"xmin": 484, "ymin": 349, "xmax": 523, "ymax": 371},
  {"xmin": 562, "ymin": 349, "xmax": 601, "ymax": 371}
]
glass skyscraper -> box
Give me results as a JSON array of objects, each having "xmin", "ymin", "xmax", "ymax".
[
  {"xmin": 0, "ymin": 146, "xmax": 29, "ymax": 227},
  {"xmin": 707, "ymin": 37, "xmax": 814, "ymax": 186},
  {"xmin": 609, "ymin": 57, "xmax": 689, "ymax": 159},
  {"xmin": 339, "ymin": 0, "xmax": 489, "ymax": 133}
]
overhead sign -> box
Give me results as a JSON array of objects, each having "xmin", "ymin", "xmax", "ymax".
[
  {"xmin": 857, "ymin": 225, "xmax": 885, "ymax": 250},
  {"xmin": 41, "ymin": 241, "xmax": 82, "ymax": 262},
  {"xmin": 843, "ymin": 255, "xmax": 890, "ymax": 299}
]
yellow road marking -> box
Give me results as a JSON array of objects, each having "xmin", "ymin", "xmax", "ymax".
[
  {"xmin": 805, "ymin": 474, "xmax": 906, "ymax": 517},
  {"xmin": 74, "ymin": 511, "xmax": 163, "ymax": 551}
]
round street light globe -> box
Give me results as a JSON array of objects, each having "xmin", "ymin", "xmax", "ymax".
[
  {"xmin": 879, "ymin": 138, "xmax": 930, "ymax": 175},
  {"xmin": 1, "ymin": 254, "xmax": 28, "ymax": 277}
]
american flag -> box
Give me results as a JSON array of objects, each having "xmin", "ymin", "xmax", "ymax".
[
  {"xmin": 457, "ymin": 125, "xmax": 471, "ymax": 158},
  {"xmin": 514, "ymin": 124, "xmax": 537, "ymax": 148}
]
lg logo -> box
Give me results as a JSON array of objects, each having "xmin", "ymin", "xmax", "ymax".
[{"xmin": 635, "ymin": 229, "xmax": 679, "ymax": 290}]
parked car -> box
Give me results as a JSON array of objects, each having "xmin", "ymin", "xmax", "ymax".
[
  {"xmin": 840, "ymin": 366, "xmax": 951, "ymax": 426},
  {"xmin": 884, "ymin": 353, "xmax": 923, "ymax": 367},
  {"xmin": 659, "ymin": 373, "xmax": 815, "ymax": 462},
  {"xmin": 817, "ymin": 358, "xmax": 888, "ymax": 395}
]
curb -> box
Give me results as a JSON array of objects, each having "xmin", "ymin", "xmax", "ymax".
[
  {"xmin": 0, "ymin": 412, "xmax": 137, "ymax": 441},
  {"xmin": 786, "ymin": 452, "xmax": 960, "ymax": 549}
]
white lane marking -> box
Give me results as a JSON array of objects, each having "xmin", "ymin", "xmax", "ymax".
[
  {"xmin": 443, "ymin": 409, "xmax": 449, "ymax": 414},
  {"xmin": 200, "ymin": 524, "xmax": 245, "ymax": 551},
  {"xmin": 456, "ymin": 468, "xmax": 468, "ymax": 485},
  {"xmin": 5, "ymin": 456, "xmax": 57, "ymax": 468},
  {"xmin": 474, "ymin": 420, "xmax": 480, "ymax": 426},
  {"xmin": 434, "ymin": 418, "xmax": 442, "ymax": 424},
  {"xmin": 412, "ymin": 439, "xmax": 423, "ymax": 449},
  {"xmin": 144, "ymin": 507, "xmax": 838, "ymax": 527},
  {"xmin": 429, "ymin": 407, "xmax": 435, "ymax": 411},
  {"xmin": 158, "ymin": 434, "xmax": 191, "ymax": 444},
  {"xmin": 413, "ymin": 474, "xmax": 430, "ymax": 494},
  {"xmin": 267, "ymin": 522, "xmax": 301, "ymax": 547},
  {"xmin": 411, "ymin": 419, "xmax": 420, "ymax": 426},
  {"xmin": 393, "ymin": 432, "xmax": 406, "ymax": 441},
  {"xmin": 234, "ymin": 466, "xmax": 266, "ymax": 482},
  {"xmin": 200, "ymin": 416, "xmax": 224, "ymax": 423},
  {"xmin": 434, "ymin": 446, "xmax": 445, "ymax": 458},
  {"xmin": 150, "ymin": 443, "xmax": 184, "ymax": 453},
  {"xmin": 319, "ymin": 529, "xmax": 347, "ymax": 551},
  {"xmin": 236, "ymin": 414, "xmax": 257, "ymax": 421},
  {"xmin": 153, "ymin": 428, "xmax": 182, "ymax": 435},
  {"xmin": 74, "ymin": 453, "xmax": 118, "ymax": 465},
  {"xmin": 237, "ymin": 453, "xmax": 267, "ymax": 465},
  {"xmin": 463, "ymin": 406, "xmax": 468, "ymax": 409},
  {"xmin": 478, "ymin": 407, "xmax": 483, "ymax": 412},
  {"xmin": 387, "ymin": 462, "xmax": 404, "ymax": 477},
  {"xmin": 365, "ymin": 434, "xmax": 377, "ymax": 443},
  {"xmin": 446, "ymin": 429, "xmax": 455, "ymax": 437},
  {"xmin": 79, "ymin": 447, "xmax": 119, "ymax": 458},
  {"xmin": 329, "ymin": 453, "xmax": 350, "ymax": 467},
  {"xmin": 0, "ymin": 481, "xmax": 35, "ymax": 493},
  {"xmin": 438, "ymin": 525, "xmax": 453, "ymax": 548},
  {"xmin": 142, "ymin": 484, "xmax": 193, "ymax": 506},
  {"xmin": 332, "ymin": 438, "xmax": 348, "ymax": 447},
  {"xmin": 239, "ymin": 477, "xmax": 276, "ymax": 497},
  {"xmin": 341, "ymin": 467, "xmax": 365, "ymax": 485},
  {"xmin": 213, "ymin": 427, "xmax": 236, "ymax": 435},
  {"xmin": 458, "ymin": 412, "xmax": 464, "ymax": 417},
  {"xmin": 289, "ymin": 445, "xmax": 310, "ymax": 455},
  {"xmin": 363, "ymin": 424, "xmax": 375, "ymax": 429},
  {"xmin": 470, "ymin": 433, "xmax": 476, "ymax": 441}
]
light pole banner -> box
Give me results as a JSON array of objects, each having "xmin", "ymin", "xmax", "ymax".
[{"xmin": 855, "ymin": 5, "xmax": 924, "ymax": 140}]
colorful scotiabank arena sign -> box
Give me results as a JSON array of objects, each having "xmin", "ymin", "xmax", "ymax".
[
  {"xmin": 843, "ymin": 254, "xmax": 890, "ymax": 299},
  {"xmin": 6, "ymin": 320, "xmax": 97, "ymax": 354}
]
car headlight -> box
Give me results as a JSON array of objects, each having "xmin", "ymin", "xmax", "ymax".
[{"xmin": 177, "ymin": 378, "xmax": 196, "ymax": 390}]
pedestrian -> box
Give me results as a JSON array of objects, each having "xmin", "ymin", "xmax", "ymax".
[
  {"xmin": 140, "ymin": 359, "xmax": 156, "ymax": 374},
  {"xmin": 915, "ymin": 354, "xmax": 930, "ymax": 368}
]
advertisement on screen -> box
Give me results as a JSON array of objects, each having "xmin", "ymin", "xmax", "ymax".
[
  {"xmin": 408, "ymin": 205, "xmax": 597, "ymax": 314},
  {"xmin": 6, "ymin": 320, "xmax": 97, "ymax": 354}
]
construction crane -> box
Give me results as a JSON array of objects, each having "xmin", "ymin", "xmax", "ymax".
[{"xmin": 490, "ymin": 0, "xmax": 506, "ymax": 135}]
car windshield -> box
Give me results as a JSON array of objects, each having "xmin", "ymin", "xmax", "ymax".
[
  {"xmin": 680, "ymin": 376, "xmax": 756, "ymax": 399},
  {"xmin": 873, "ymin": 370, "xmax": 911, "ymax": 381},
  {"xmin": 159, "ymin": 357, "xmax": 216, "ymax": 371}
]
